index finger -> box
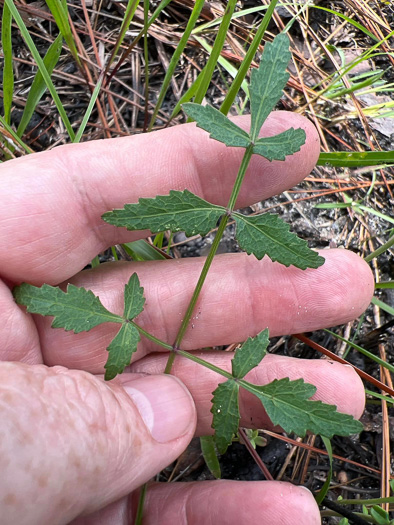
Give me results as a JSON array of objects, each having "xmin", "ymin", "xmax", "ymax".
[{"xmin": 0, "ymin": 112, "xmax": 319, "ymax": 284}]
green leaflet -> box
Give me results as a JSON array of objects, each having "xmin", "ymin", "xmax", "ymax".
[
  {"xmin": 102, "ymin": 190, "xmax": 225, "ymax": 237},
  {"xmin": 252, "ymin": 128, "xmax": 306, "ymax": 161},
  {"xmin": 14, "ymin": 274, "xmax": 147, "ymax": 380},
  {"xmin": 183, "ymin": 103, "xmax": 250, "ymax": 148},
  {"xmin": 105, "ymin": 322, "xmax": 140, "ymax": 380},
  {"xmin": 232, "ymin": 328, "xmax": 269, "ymax": 379},
  {"xmin": 123, "ymin": 273, "xmax": 146, "ymax": 319},
  {"xmin": 13, "ymin": 283, "xmax": 123, "ymax": 333},
  {"xmin": 233, "ymin": 212, "xmax": 325, "ymax": 270},
  {"xmin": 211, "ymin": 380, "xmax": 240, "ymax": 454},
  {"xmin": 249, "ymin": 32, "xmax": 291, "ymax": 142},
  {"xmin": 241, "ymin": 377, "xmax": 363, "ymax": 438}
]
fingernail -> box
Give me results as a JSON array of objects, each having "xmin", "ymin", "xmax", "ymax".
[{"xmin": 121, "ymin": 375, "xmax": 195, "ymax": 443}]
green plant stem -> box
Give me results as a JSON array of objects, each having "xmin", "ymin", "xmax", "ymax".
[
  {"xmin": 132, "ymin": 321, "xmax": 173, "ymax": 351},
  {"xmin": 171, "ymin": 212, "xmax": 229, "ymax": 351},
  {"xmin": 176, "ymin": 349, "xmax": 234, "ymax": 380},
  {"xmin": 165, "ymin": 144, "xmax": 254, "ymax": 373},
  {"xmin": 132, "ymin": 321, "xmax": 234, "ymax": 380},
  {"xmin": 226, "ymin": 144, "xmax": 254, "ymax": 209},
  {"xmin": 335, "ymin": 496, "xmax": 394, "ymax": 506}
]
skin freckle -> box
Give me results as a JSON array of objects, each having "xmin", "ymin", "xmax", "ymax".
[
  {"xmin": 1, "ymin": 392, "xmax": 14, "ymax": 404},
  {"xmin": 3, "ymin": 493, "xmax": 17, "ymax": 505},
  {"xmin": 37, "ymin": 473, "xmax": 49, "ymax": 488}
]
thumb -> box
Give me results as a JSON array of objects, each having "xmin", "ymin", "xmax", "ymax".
[{"xmin": 0, "ymin": 362, "xmax": 196, "ymax": 525}]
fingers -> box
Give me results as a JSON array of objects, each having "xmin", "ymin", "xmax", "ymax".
[
  {"xmin": 131, "ymin": 353, "xmax": 365, "ymax": 435},
  {"xmin": 0, "ymin": 362, "xmax": 195, "ymax": 525},
  {"xmin": 71, "ymin": 481, "xmax": 320, "ymax": 525},
  {"xmin": 30, "ymin": 250, "xmax": 373, "ymax": 371},
  {"xmin": 142, "ymin": 481, "xmax": 320, "ymax": 525},
  {"xmin": 0, "ymin": 112, "xmax": 319, "ymax": 284}
]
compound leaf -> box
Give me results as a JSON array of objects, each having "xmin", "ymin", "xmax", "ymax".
[
  {"xmin": 242, "ymin": 377, "xmax": 363, "ymax": 438},
  {"xmin": 233, "ymin": 212, "xmax": 325, "ymax": 270},
  {"xmin": 232, "ymin": 328, "xmax": 269, "ymax": 379},
  {"xmin": 13, "ymin": 282, "xmax": 123, "ymax": 333},
  {"xmin": 105, "ymin": 322, "xmax": 140, "ymax": 380},
  {"xmin": 102, "ymin": 190, "xmax": 225, "ymax": 237},
  {"xmin": 249, "ymin": 32, "xmax": 291, "ymax": 142},
  {"xmin": 253, "ymin": 128, "xmax": 306, "ymax": 161},
  {"xmin": 211, "ymin": 379, "xmax": 240, "ymax": 454},
  {"xmin": 183, "ymin": 103, "xmax": 250, "ymax": 148},
  {"xmin": 123, "ymin": 273, "xmax": 145, "ymax": 320}
]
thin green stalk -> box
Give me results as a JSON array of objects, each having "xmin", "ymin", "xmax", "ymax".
[
  {"xmin": 165, "ymin": 145, "xmax": 255, "ymax": 373},
  {"xmin": 109, "ymin": 0, "xmax": 140, "ymax": 64},
  {"xmin": 364, "ymin": 234, "xmax": 394, "ymax": 262},
  {"xmin": 227, "ymin": 144, "xmax": 254, "ymax": 210},
  {"xmin": 335, "ymin": 497, "xmax": 394, "ymax": 506},
  {"xmin": 133, "ymin": 321, "xmax": 233, "ymax": 380},
  {"xmin": 132, "ymin": 321, "xmax": 173, "ymax": 351},
  {"xmin": 143, "ymin": 0, "xmax": 150, "ymax": 131},
  {"xmin": 176, "ymin": 349, "xmax": 234, "ymax": 380},
  {"xmin": 74, "ymin": 74, "xmax": 104, "ymax": 143},
  {"xmin": 2, "ymin": 3, "xmax": 14, "ymax": 125},
  {"xmin": 171, "ymin": 213, "xmax": 230, "ymax": 353},
  {"xmin": 134, "ymin": 482, "xmax": 147, "ymax": 525}
]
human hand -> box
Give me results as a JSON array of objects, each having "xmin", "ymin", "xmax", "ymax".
[{"xmin": 0, "ymin": 112, "xmax": 373, "ymax": 524}]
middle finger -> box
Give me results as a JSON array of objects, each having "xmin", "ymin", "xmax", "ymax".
[{"xmin": 33, "ymin": 250, "xmax": 373, "ymax": 372}]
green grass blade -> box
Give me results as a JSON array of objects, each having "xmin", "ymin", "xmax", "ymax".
[
  {"xmin": 45, "ymin": 0, "xmax": 80, "ymax": 64},
  {"xmin": 193, "ymin": 36, "xmax": 250, "ymax": 97},
  {"xmin": 0, "ymin": 114, "xmax": 33, "ymax": 154},
  {"xmin": 315, "ymin": 437, "xmax": 333, "ymax": 505},
  {"xmin": 17, "ymin": 34, "xmax": 63, "ymax": 137},
  {"xmin": 169, "ymin": 67, "xmax": 205, "ymax": 119},
  {"xmin": 73, "ymin": 74, "xmax": 103, "ymax": 143},
  {"xmin": 371, "ymin": 297, "xmax": 394, "ymax": 317},
  {"xmin": 110, "ymin": 0, "xmax": 140, "ymax": 64},
  {"xmin": 219, "ymin": 0, "xmax": 280, "ymax": 116},
  {"xmin": 312, "ymin": 6, "xmax": 379, "ymax": 43},
  {"xmin": 2, "ymin": 3, "xmax": 14, "ymax": 124},
  {"xmin": 192, "ymin": 4, "xmax": 269, "ymax": 34},
  {"xmin": 375, "ymin": 282, "xmax": 394, "ymax": 290},
  {"xmin": 318, "ymin": 151, "xmax": 394, "ymax": 167},
  {"xmin": 366, "ymin": 390, "xmax": 394, "ymax": 405},
  {"xmin": 365, "ymin": 235, "xmax": 394, "ymax": 263},
  {"xmin": 325, "ymin": 71, "xmax": 384, "ymax": 100},
  {"xmin": 148, "ymin": 0, "xmax": 206, "ymax": 131},
  {"xmin": 5, "ymin": 0, "xmax": 75, "ymax": 141},
  {"xmin": 358, "ymin": 204, "xmax": 394, "ymax": 226},
  {"xmin": 122, "ymin": 240, "xmax": 168, "ymax": 261},
  {"xmin": 324, "ymin": 329, "xmax": 394, "ymax": 374},
  {"xmin": 200, "ymin": 436, "xmax": 221, "ymax": 479},
  {"xmin": 192, "ymin": 0, "xmax": 237, "ymax": 105}
]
